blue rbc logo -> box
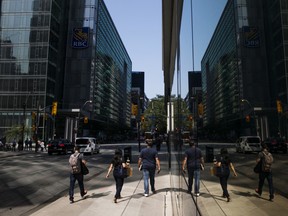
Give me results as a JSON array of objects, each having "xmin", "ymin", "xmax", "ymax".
[{"xmin": 72, "ymin": 27, "xmax": 89, "ymax": 49}]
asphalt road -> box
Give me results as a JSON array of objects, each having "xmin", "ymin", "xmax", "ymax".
[{"xmin": 0, "ymin": 142, "xmax": 287, "ymax": 216}]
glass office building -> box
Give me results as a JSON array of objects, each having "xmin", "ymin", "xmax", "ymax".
[
  {"xmin": 202, "ymin": 0, "xmax": 279, "ymax": 140},
  {"xmin": 63, "ymin": 0, "xmax": 132, "ymax": 137},
  {"xmin": 0, "ymin": 0, "xmax": 69, "ymax": 140},
  {"xmin": 0, "ymin": 0, "xmax": 132, "ymax": 141}
]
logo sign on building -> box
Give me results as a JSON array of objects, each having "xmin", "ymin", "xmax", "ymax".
[
  {"xmin": 72, "ymin": 27, "xmax": 89, "ymax": 48},
  {"xmin": 243, "ymin": 26, "xmax": 260, "ymax": 48}
]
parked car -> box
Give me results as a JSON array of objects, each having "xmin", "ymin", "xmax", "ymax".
[
  {"xmin": 236, "ymin": 136, "xmax": 262, "ymax": 153},
  {"xmin": 75, "ymin": 137, "xmax": 100, "ymax": 154},
  {"xmin": 263, "ymin": 137, "xmax": 287, "ymax": 154},
  {"xmin": 47, "ymin": 139, "xmax": 74, "ymax": 155}
]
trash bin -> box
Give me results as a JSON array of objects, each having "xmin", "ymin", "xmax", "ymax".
[
  {"xmin": 205, "ymin": 146, "xmax": 214, "ymax": 162},
  {"xmin": 124, "ymin": 146, "xmax": 132, "ymax": 163}
]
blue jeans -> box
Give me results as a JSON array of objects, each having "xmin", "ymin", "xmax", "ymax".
[
  {"xmin": 143, "ymin": 168, "xmax": 156, "ymax": 194},
  {"xmin": 258, "ymin": 171, "xmax": 274, "ymax": 198},
  {"xmin": 187, "ymin": 169, "xmax": 200, "ymax": 193},
  {"xmin": 69, "ymin": 173, "xmax": 85, "ymax": 199}
]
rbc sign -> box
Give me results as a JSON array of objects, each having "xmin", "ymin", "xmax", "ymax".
[{"xmin": 72, "ymin": 27, "xmax": 89, "ymax": 48}]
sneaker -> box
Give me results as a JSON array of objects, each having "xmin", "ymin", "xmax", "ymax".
[
  {"xmin": 152, "ymin": 190, "xmax": 157, "ymax": 194},
  {"xmin": 195, "ymin": 193, "xmax": 200, "ymax": 197},
  {"xmin": 144, "ymin": 193, "xmax": 149, "ymax": 197},
  {"xmin": 69, "ymin": 197, "xmax": 74, "ymax": 204},
  {"xmin": 114, "ymin": 197, "xmax": 117, "ymax": 203},
  {"xmin": 227, "ymin": 197, "xmax": 231, "ymax": 202}
]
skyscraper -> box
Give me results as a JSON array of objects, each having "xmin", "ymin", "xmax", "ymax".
[{"xmin": 0, "ymin": 0, "xmax": 132, "ymax": 141}]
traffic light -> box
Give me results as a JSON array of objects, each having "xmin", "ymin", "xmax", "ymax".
[
  {"xmin": 276, "ymin": 100, "xmax": 283, "ymax": 113},
  {"xmin": 198, "ymin": 103, "xmax": 204, "ymax": 116},
  {"xmin": 245, "ymin": 115, "xmax": 250, "ymax": 122},
  {"xmin": 84, "ymin": 116, "xmax": 88, "ymax": 124},
  {"xmin": 131, "ymin": 104, "xmax": 138, "ymax": 116},
  {"xmin": 51, "ymin": 101, "xmax": 58, "ymax": 116}
]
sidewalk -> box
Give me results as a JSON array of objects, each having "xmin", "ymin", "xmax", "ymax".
[
  {"xmin": 196, "ymin": 163, "xmax": 288, "ymax": 216},
  {"xmin": 28, "ymin": 152, "xmax": 173, "ymax": 216},
  {"xmin": 2, "ymin": 145, "xmax": 287, "ymax": 216}
]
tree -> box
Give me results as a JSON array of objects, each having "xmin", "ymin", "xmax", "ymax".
[
  {"xmin": 142, "ymin": 95, "xmax": 191, "ymax": 134},
  {"xmin": 4, "ymin": 125, "xmax": 31, "ymax": 142}
]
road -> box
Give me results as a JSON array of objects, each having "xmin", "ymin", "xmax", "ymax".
[{"xmin": 0, "ymin": 142, "xmax": 287, "ymax": 216}]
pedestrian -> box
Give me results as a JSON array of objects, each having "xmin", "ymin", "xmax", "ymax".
[
  {"xmin": 12, "ymin": 139, "xmax": 16, "ymax": 151},
  {"xmin": 255, "ymin": 144, "xmax": 274, "ymax": 201},
  {"xmin": 28, "ymin": 138, "xmax": 33, "ymax": 151},
  {"xmin": 68, "ymin": 146, "xmax": 87, "ymax": 204},
  {"xmin": 24, "ymin": 138, "xmax": 28, "ymax": 150},
  {"xmin": 182, "ymin": 141, "xmax": 204, "ymax": 196},
  {"xmin": 106, "ymin": 148, "xmax": 129, "ymax": 203},
  {"xmin": 138, "ymin": 140, "xmax": 161, "ymax": 197},
  {"xmin": 40, "ymin": 140, "xmax": 45, "ymax": 152},
  {"xmin": 214, "ymin": 148, "xmax": 237, "ymax": 202}
]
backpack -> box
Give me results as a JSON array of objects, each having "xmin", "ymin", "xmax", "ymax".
[
  {"xmin": 262, "ymin": 152, "xmax": 273, "ymax": 172},
  {"xmin": 69, "ymin": 153, "xmax": 81, "ymax": 174}
]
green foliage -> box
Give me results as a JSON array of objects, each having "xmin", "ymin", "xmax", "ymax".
[
  {"xmin": 4, "ymin": 125, "xmax": 31, "ymax": 142},
  {"xmin": 142, "ymin": 95, "xmax": 191, "ymax": 134}
]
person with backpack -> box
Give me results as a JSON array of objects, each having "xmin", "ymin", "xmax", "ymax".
[
  {"xmin": 68, "ymin": 146, "xmax": 87, "ymax": 203},
  {"xmin": 214, "ymin": 148, "xmax": 237, "ymax": 202},
  {"xmin": 106, "ymin": 148, "xmax": 129, "ymax": 203},
  {"xmin": 255, "ymin": 144, "xmax": 274, "ymax": 201}
]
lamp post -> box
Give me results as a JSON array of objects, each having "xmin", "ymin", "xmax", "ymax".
[
  {"xmin": 240, "ymin": 99, "xmax": 256, "ymax": 135},
  {"xmin": 21, "ymin": 92, "xmax": 32, "ymax": 150},
  {"xmin": 75, "ymin": 100, "xmax": 92, "ymax": 140}
]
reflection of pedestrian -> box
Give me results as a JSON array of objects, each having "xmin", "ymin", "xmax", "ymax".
[
  {"xmin": 138, "ymin": 141, "xmax": 161, "ymax": 197},
  {"xmin": 214, "ymin": 148, "xmax": 237, "ymax": 202},
  {"xmin": 255, "ymin": 145, "xmax": 274, "ymax": 201},
  {"xmin": 69, "ymin": 146, "xmax": 87, "ymax": 203},
  {"xmin": 106, "ymin": 149, "xmax": 128, "ymax": 203},
  {"xmin": 182, "ymin": 141, "xmax": 204, "ymax": 196}
]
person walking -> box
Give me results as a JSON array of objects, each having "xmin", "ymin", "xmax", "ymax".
[
  {"xmin": 182, "ymin": 141, "xmax": 204, "ymax": 196},
  {"xmin": 68, "ymin": 146, "xmax": 87, "ymax": 203},
  {"xmin": 28, "ymin": 138, "xmax": 33, "ymax": 151},
  {"xmin": 255, "ymin": 144, "xmax": 274, "ymax": 201},
  {"xmin": 138, "ymin": 140, "xmax": 161, "ymax": 197},
  {"xmin": 214, "ymin": 148, "xmax": 237, "ymax": 202},
  {"xmin": 106, "ymin": 149, "xmax": 128, "ymax": 203}
]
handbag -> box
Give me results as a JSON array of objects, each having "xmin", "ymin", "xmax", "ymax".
[
  {"xmin": 253, "ymin": 160, "xmax": 261, "ymax": 174},
  {"xmin": 81, "ymin": 162, "xmax": 89, "ymax": 175}
]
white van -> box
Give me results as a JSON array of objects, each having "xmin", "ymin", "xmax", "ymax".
[
  {"xmin": 236, "ymin": 136, "xmax": 261, "ymax": 153},
  {"xmin": 75, "ymin": 137, "xmax": 100, "ymax": 154}
]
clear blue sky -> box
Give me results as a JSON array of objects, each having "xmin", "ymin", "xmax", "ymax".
[{"xmin": 104, "ymin": 0, "xmax": 227, "ymax": 99}]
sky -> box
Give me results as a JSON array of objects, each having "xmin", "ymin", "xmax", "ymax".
[{"xmin": 104, "ymin": 0, "xmax": 227, "ymax": 99}]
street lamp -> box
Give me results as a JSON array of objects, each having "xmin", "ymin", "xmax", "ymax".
[
  {"xmin": 240, "ymin": 99, "xmax": 256, "ymax": 135},
  {"xmin": 21, "ymin": 92, "xmax": 32, "ymax": 150}
]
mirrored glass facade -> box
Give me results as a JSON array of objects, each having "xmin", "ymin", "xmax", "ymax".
[{"xmin": 0, "ymin": 0, "xmax": 69, "ymax": 139}]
